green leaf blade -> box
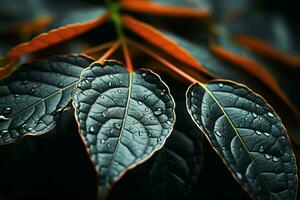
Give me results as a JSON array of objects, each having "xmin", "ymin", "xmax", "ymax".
[
  {"xmin": 186, "ymin": 80, "xmax": 298, "ymax": 200},
  {"xmin": 0, "ymin": 55, "xmax": 94, "ymax": 144},
  {"xmin": 73, "ymin": 61, "xmax": 176, "ymax": 194}
]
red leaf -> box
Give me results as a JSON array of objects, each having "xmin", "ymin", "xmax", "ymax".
[
  {"xmin": 121, "ymin": 15, "xmax": 215, "ymax": 78},
  {"xmin": 235, "ymin": 35, "xmax": 300, "ymax": 69},
  {"xmin": 5, "ymin": 12, "xmax": 110, "ymax": 59},
  {"xmin": 120, "ymin": 0, "xmax": 210, "ymax": 18}
]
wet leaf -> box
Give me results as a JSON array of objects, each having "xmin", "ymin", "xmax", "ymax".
[
  {"xmin": 0, "ymin": 55, "xmax": 94, "ymax": 144},
  {"xmin": 121, "ymin": 15, "xmax": 215, "ymax": 78},
  {"xmin": 4, "ymin": 9, "xmax": 109, "ymax": 60},
  {"xmin": 133, "ymin": 101, "xmax": 203, "ymax": 200},
  {"xmin": 186, "ymin": 80, "xmax": 298, "ymax": 200},
  {"xmin": 120, "ymin": 0, "xmax": 210, "ymax": 18},
  {"xmin": 73, "ymin": 61, "xmax": 176, "ymax": 195}
]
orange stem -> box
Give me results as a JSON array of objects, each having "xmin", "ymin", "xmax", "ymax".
[
  {"xmin": 82, "ymin": 41, "xmax": 115, "ymax": 55},
  {"xmin": 97, "ymin": 41, "xmax": 120, "ymax": 62},
  {"xmin": 128, "ymin": 39, "xmax": 197, "ymax": 83},
  {"xmin": 121, "ymin": 39, "xmax": 133, "ymax": 72}
]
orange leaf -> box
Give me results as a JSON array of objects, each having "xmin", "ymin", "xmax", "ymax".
[
  {"xmin": 121, "ymin": 15, "xmax": 215, "ymax": 78},
  {"xmin": 235, "ymin": 35, "xmax": 300, "ymax": 69},
  {"xmin": 0, "ymin": 59, "xmax": 19, "ymax": 79},
  {"xmin": 209, "ymin": 40, "xmax": 299, "ymax": 115},
  {"xmin": 5, "ymin": 12, "xmax": 110, "ymax": 60},
  {"xmin": 120, "ymin": 0, "xmax": 210, "ymax": 18}
]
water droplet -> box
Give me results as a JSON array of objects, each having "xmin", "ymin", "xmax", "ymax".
[
  {"xmin": 22, "ymin": 80, "xmax": 29, "ymax": 85},
  {"xmin": 157, "ymin": 138, "xmax": 162, "ymax": 142},
  {"xmin": 218, "ymin": 83, "xmax": 224, "ymax": 88},
  {"xmin": 3, "ymin": 107, "xmax": 12, "ymax": 115},
  {"xmin": 1, "ymin": 129, "xmax": 8, "ymax": 134},
  {"xmin": 108, "ymin": 82, "xmax": 112, "ymax": 87},
  {"xmin": 14, "ymin": 94, "xmax": 20, "ymax": 98},
  {"xmin": 281, "ymin": 136, "xmax": 285, "ymax": 139},
  {"xmin": 160, "ymin": 90, "xmax": 166, "ymax": 96},
  {"xmin": 267, "ymin": 112, "xmax": 274, "ymax": 117},
  {"xmin": 272, "ymin": 157, "xmax": 279, "ymax": 162},
  {"xmin": 221, "ymin": 147, "xmax": 226, "ymax": 150},
  {"xmin": 137, "ymin": 101, "xmax": 142, "ymax": 105},
  {"xmin": 229, "ymin": 98, "xmax": 232, "ymax": 102},
  {"xmin": 100, "ymin": 139, "xmax": 106, "ymax": 144},
  {"xmin": 264, "ymin": 132, "xmax": 270, "ymax": 137},
  {"xmin": 256, "ymin": 104, "xmax": 260, "ymax": 108},
  {"xmin": 142, "ymin": 73, "xmax": 147, "ymax": 77},
  {"xmin": 264, "ymin": 154, "xmax": 271, "ymax": 160},
  {"xmin": 58, "ymin": 83, "xmax": 64, "ymax": 87},
  {"xmin": 114, "ymin": 123, "xmax": 121, "ymax": 129},
  {"xmin": 117, "ymin": 89, "xmax": 122, "ymax": 94},
  {"xmin": 109, "ymin": 74, "xmax": 114, "ymax": 79},
  {"xmin": 89, "ymin": 126, "xmax": 95, "ymax": 133},
  {"xmin": 258, "ymin": 117, "xmax": 263, "ymax": 120},
  {"xmin": 252, "ymin": 113, "xmax": 257, "ymax": 118},
  {"xmin": 102, "ymin": 112, "xmax": 107, "ymax": 117},
  {"xmin": 154, "ymin": 108, "xmax": 163, "ymax": 116},
  {"xmin": 150, "ymin": 117, "xmax": 155, "ymax": 120},
  {"xmin": 30, "ymin": 88, "xmax": 36, "ymax": 94},
  {"xmin": 236, "ymin": 172, "xmax": 242, "ymax": 179},
  {"xmin": 255, "ymin": 130, "xmax": 262, "ymax": 135},
  {"xmin": 0, "ymin": 115, "xmax": 9, "ymax": 121},
  {"xmin": 145, "ymin": 108, "xmax": 149, "ymax": 112},
  {"xmin": 214, "ymin": 130, "xmax": 222, "ymax": 137},
  {"xmin": 259, "ymin": 146, "xmax": 264, "ymax": 152},
  {"xmin": 106, "ymin": 143, "xmax": 110, "ymax": 148}
]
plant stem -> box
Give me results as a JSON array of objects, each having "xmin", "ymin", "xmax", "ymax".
[
  {"xmin": 82, "ymin": 41, "xmax": 115, "ymax": 55},
  {"xmin": 97, "ymin": 40, "xmax": 121, "ymax": 62},
  {"xmin": 107, "ymin": 0, "xmax": 133, "ymax": 72},
  {"xmin": 127, "ymin": 39, "xmax": 198, "ymax": 83}
]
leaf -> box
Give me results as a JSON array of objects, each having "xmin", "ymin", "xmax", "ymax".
[
  {"xmin": 0, "ymin": 55, "xmax": 94, "ymax": 144},
  {"xmin": 209, "ymin": 37, "xmax": 295, "ymax": 114},
  {"xmin": 227, "ymin": 12, "xmax": 300, "ymax": 68},
  {"xmin": 186, "ymin": 80, "xmax": 298, "ymax": 200},
  {"xmin": 121, "ymin": 15, "xmax": 215, "ymax": 78},
  {"xmin": 133, "ymin": 101, "xmax": 203, "ymax": 200},
  {"xmin": 120, "ymin": 0, "xmax": 210, "ymax": 18},
  {"xmin": 4, "ymin": 9, "xmax": 109, "ymax": 60},
  {"xmin": 73, "ymin": 61, "xmax": 176, "ymax": 195}
]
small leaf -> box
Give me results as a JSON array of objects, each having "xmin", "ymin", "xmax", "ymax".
[
  {"xmin": 186, "ymin": 80, "xmax": 298, "ymax": 200},
  {"xmin": 120, "ymin": 0, "xmax": 210, "ymax": 18},
  {"xmin": 133, "ymin": 101, "xmax": 203, "ymax": 200},
  {"xmin": 4, "ymin": 9, "xmax": 109, "ymax": 60},
  {"xmin": 0, "ymin": 55, "xmax": 94, "ymax": 144},
  {"xmin": 121, "ymin": 15, "xmax": 215, "ymax": 78},
  {"xmin": 73, "ymin": 61, "xmax": 176, "ymax": 195}
]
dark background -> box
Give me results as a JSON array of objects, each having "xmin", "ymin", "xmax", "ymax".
[{"xmin": 0, "ymin": 0, "xmax": 299, "ymax": 199}]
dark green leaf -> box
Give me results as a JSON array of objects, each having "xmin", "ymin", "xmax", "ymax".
[
  {"xmin": 133, "ymin": 101, "xmax": 203, "ymax": 200},
  {"xmin": 0, "ymin": 55, "xmax": 94, "ymax": 144},
  {"xmin": 73, "ymin": 61, "xmax": 176, "ymax": 195},
  {"xmin": 153, "ymin": 0, "xmax": 210, "ymax": 8},
  {"xmin": 186, "ymin": 80, "xmax": 298, "ymax": 200}
]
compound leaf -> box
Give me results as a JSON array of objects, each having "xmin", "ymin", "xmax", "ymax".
[
  {"xmin": 186, "ymin": 80, "xmax": 298, "ymax": 200},
  {"xmin": 73, "ymin": 61, "xmax": 176, "ymax": 196},
  {"xmin": 0, "ymin": 55, "xmax": 94, "ymax": 144}
]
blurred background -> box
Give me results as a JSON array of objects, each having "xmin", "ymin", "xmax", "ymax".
[{"xmin": 0, "ymin": 0, "xmax": 299, "ymax": 199}]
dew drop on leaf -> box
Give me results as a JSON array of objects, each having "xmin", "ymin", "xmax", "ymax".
[
  {"xmin": 236, "ymin": 172, "xmax": 242, "ymax": 179},
  {"xmin": 267, "ymin": 112, "xmax": 274, "ymax": 117},
  {"xmin": 154, "ymin": 107, "xmax": 163, "ymax": 116},
  {"xmin": 214, "ymin": 130, "xmax": 222, "ymax": 137},
  {"xmin": 264, "ymin": 154, "xmax": 272, "ymax": 160},
  {"xmin": 3, "ymin": 107, "xmax": 12, "ymax": 115},
  {"xmin": 114, "ymin": 123, "xmax": 121, "ymax": 129},
  {"xmin": 255, "ymin": 130, "xmax": 262, "ymax": 135},
  {"xmin": 218, "ymin": 83, "xmax": 224, "ymax": 88},
  {"xmin": 259, "ymin": 146, "xmax": 264, "ymax": 152},
  {"xmin": 272, "ymin": 157, "xmax": 279, "ymax": 162},
  {"xmin": 264, "ymin": 132, "xmax": 270, "ymax": 137}
]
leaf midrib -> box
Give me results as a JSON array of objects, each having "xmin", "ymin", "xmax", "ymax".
[{"xmin": 199, "ymin": 82, "xmax": 272, "ymax": 197}]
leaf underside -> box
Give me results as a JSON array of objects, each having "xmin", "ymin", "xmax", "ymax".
[
  {"xmin": 186, "ymin": 80, "xmax": 298, "ymax": 200},
  {"xmin": 0, "ymin": 55, "xmax": 94, "ymax": 144},
  {"xmin": 73, "ymin": 61, "xmax": 176, "ymax": 193}
]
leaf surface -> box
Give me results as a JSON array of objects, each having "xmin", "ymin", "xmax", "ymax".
[
  {"xmin": 4, "ymin": 8, "xmax": 109, "ymax": 60},
  {"xmin": 73, "ymin": 61, "xmax": 176, "ymax": 194},
  {"xmin": 186, "ymin": 80, "xmax": 298, "ymax": 200},
  {"xmin": 120, "ymin": 0, "xmax": 210, "ymax": 18},
  {"xmin": 0, "ymin": 55, "xmax": 94, "ymax": 144},
  {"xmin": 121, "ymin": 15, "xmax": 215, "ymax": 78},
  {"xmin": 133, "ymin": 101, "xmax": 203, "ymax": 200}
]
